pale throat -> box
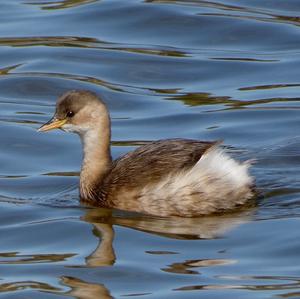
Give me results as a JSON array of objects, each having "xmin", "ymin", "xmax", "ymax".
[{"xmin": 79, "ymin": 123, "xmax": 112, "ymax": 200}]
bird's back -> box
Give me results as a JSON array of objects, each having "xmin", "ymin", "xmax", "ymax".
[{"xmin": 104, "ymin": 138, "xmax": 216, "ymax": 191}]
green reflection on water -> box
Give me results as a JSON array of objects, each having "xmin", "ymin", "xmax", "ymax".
[
  {"xmin": 0, "ymin": 36, "xmax": 187, "ymax": 57},
  {"xmin": 25, "ymin": 0, "xmax": 98, "ymax": 10},
  {"xmin": 0, "ymin": 252, "xmax": 75, "ymax": 264},
  {"xmin": 0, "ymin": 281, "xmax": 60, "ymax": 293}
]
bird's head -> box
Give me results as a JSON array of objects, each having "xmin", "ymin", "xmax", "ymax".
[{"xmin": 38, "ymin": 90, "xmax": 109, "ymax": 136}]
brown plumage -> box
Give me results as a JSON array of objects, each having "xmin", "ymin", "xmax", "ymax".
[{"xmin": 38, "ymin": 90, "xmax": 255, "ymax": 217}]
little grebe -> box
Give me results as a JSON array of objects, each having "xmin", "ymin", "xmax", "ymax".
[{"xmin": 38, "ymin": 90, "xmax": 255, "ymax": 217}]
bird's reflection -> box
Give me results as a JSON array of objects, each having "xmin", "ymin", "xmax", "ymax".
[
  {"xmin": 81, "ymin": 208, "xmax": 116, "ymax": 267},
  {"xmin": 58, "ymin": 207, "xmax": 255, "ymax": 298},
  {"xmin": 61, "ymin": 276, "xmax": 112, "ymax": 299},
  {"xmin": 82, "ymin": 207, "xmax": 255, "ymax": 266}
]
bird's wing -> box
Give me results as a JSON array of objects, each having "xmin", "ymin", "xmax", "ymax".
[{"xmin": 104, "ymin": 139, "xmax": 218, "ymax": 190}]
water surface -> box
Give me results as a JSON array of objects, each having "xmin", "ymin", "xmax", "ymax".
[{"xmin": 0, "ymin": 0, "xmax": 300, "ymax": 298}]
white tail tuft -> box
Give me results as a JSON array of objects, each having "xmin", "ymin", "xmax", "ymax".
[{"xmin": 138, "ymin": 146, "xmax": 254, "ymax": 217}]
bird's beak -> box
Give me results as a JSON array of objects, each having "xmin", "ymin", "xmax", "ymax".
[{"xmin": 38, "ymin": 117, "xmax": 67, "ymax": 132}]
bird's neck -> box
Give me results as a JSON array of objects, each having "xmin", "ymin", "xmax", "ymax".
[{"xmin": 79, "ymin": 122, "xmax": 112, "ymax": 201}]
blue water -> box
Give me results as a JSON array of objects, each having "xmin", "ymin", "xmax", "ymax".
[{"xmin": 0, "ymin": 0, "xmax": 300, "ymax": 298}]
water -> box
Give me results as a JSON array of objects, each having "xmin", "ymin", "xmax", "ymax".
[{"xmin": 0, "ymin": 0, "xmax": 300, "ymax": 298}]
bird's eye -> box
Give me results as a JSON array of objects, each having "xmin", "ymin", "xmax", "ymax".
[{"xmin": 66, "ymin": 111, "xmax": 74, "ymax": 118}]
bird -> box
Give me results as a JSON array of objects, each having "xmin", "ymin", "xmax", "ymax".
[{"xmin": 38, "ymin": 90, "xmax": 255, "ymax": 217}]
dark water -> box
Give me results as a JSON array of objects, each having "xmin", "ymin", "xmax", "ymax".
[{"xmin": 0, "ymin": 0, "xmax": 300, "ymax": 298}]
